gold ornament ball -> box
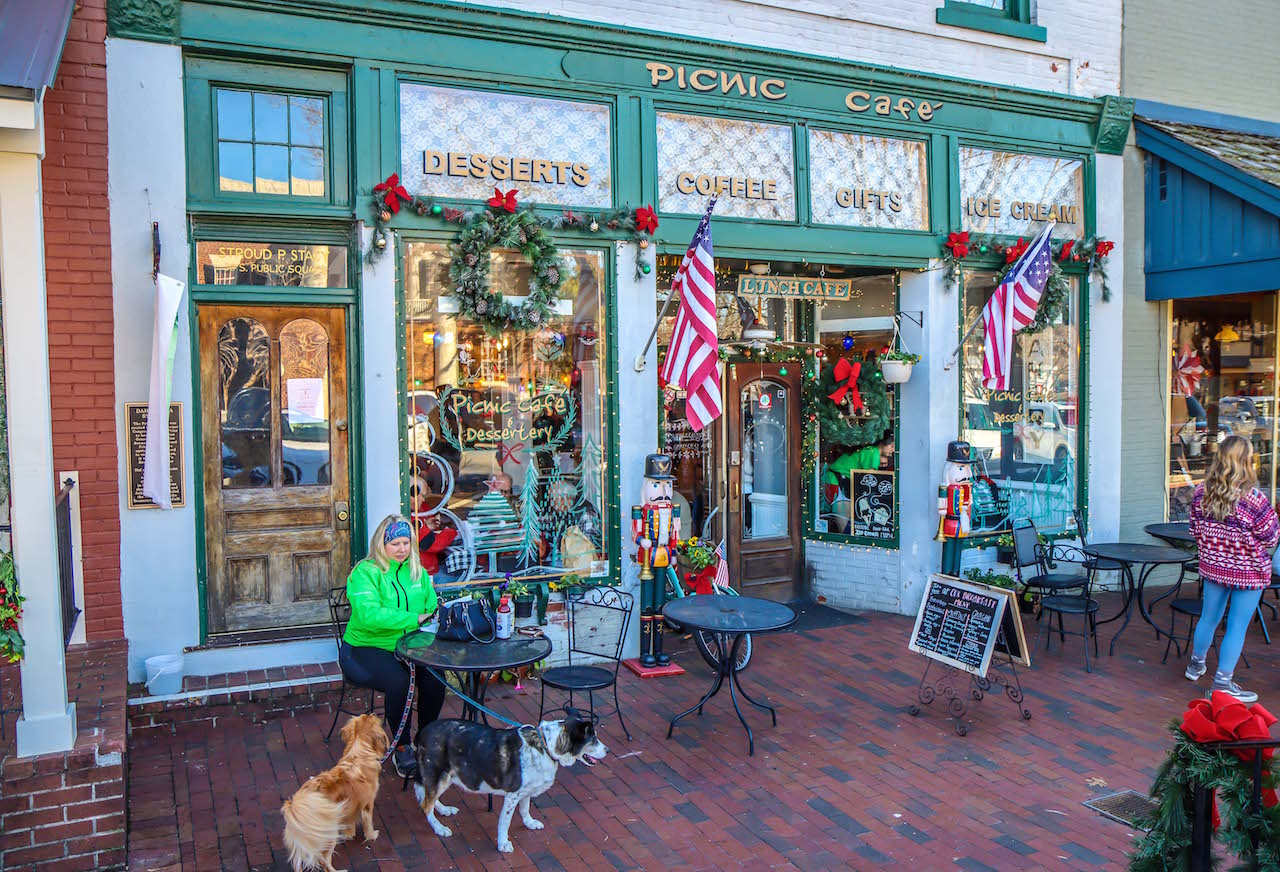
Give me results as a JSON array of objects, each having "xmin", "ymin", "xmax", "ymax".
[
  {"xmin": 589, "ymin": 220, "xmax": 599, "ymax": 232},
  {"xmin": 639, "ymin": 239, "xmax": 649, "ymax": 250},
  {"xmin": 374, "ymin": 235, "xmax": 387, "ymax": 250},
  {"xmin": 379, "ymin": 210, "xmax": 392, "ymax": 223}
]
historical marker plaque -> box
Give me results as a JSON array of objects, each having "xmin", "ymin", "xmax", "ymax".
[{"xmin": 125, "ymin": 402, "xmax": 184, "ymax": 509}]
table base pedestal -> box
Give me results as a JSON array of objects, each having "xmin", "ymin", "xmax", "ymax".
[{"xmin": 666, "ymin": 633, "xmax": 774, "ymax": 756}]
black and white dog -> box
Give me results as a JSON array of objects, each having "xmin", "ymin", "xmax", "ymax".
[{"xmin": 411, "ymin": 710, "xmax": 607, "ymax": 854}]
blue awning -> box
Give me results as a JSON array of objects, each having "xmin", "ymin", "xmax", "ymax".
[
  {"xmin": 1137, "ymin": 118, "xmax": 1280, "ymax": 301},
  {"xmin": 0, "ymin": 0, "xmax": 74, "ymax": 95}
]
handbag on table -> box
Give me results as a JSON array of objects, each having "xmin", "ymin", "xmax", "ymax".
[{"xmin": 434, "ymin": 595, "xmax": 496, "ymax": 643}]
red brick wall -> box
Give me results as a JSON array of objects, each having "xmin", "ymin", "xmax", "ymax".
[{"xmin": 41, "ymin": 0, "xmax": 122, "ymax": 642}]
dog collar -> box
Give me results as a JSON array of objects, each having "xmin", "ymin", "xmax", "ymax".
[{"xmin": 522, "ymin": 724, "xmax": 549, "ymax": 755}]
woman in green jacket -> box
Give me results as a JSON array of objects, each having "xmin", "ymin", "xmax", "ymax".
[{"xmin": 339, "ymin": 514, "xmax": 447, "ymax": 776}]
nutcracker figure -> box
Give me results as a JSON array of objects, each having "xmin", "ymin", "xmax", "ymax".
[
  {"xmin": 632, "ymin": 453, "xmax": 680, "ymax": 667},
  {"xmin": 937, "ymin": 440, "xmax": 974, "ymax": 577}
]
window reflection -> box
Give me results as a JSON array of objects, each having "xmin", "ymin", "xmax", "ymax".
[
  {"xmin": 219, "ymin": 318, "xmax": 272, "ymax": 488},
  {"xmin": 961, "ymin": 270, "xmax": 1080, "ymax": 533},
  {"xmin": 280, "ymin": 319, "xmax": 331, "ymax": 486},
  {"xmin": 215, "ymin": 87, "xmax": 325, "ymax": 197},
  {"xmin": 1168, "ymin": 294, "xmax": 1277, "ymax": 519}
]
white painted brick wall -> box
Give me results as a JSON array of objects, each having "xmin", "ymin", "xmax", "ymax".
[
  {"xmin": 464, "ymin": 0, "xmax": 1121, "ymax": 96},
  {"xmin": 807, "ymin": 540, "xmax": 902, "ymax": 613}
]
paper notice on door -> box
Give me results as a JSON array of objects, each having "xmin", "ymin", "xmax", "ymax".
[{"xmin": 287, "ymin": 377, "xmax": 326, "ymax": 422}]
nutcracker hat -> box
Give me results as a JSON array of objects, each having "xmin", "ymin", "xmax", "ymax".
[
  {"xmin": 945, "ymin": 440, "xmax": 973, "ymax": 464},
  {"xmin": 643, "ymin": 453, "xmax": 675, "ymax": 481}
]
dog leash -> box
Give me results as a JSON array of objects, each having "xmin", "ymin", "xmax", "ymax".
[
  {"xmin": 380, "ymin": 662, "xmax": 417, "ymax": 765},
  {"xmin": 422, "ymin": 663, "xmax": 527, "ymax": 729}
]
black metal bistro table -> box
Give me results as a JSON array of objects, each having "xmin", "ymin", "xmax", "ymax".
[
  {"xmin": 1144, "ymin": 521, "xmax": 1196, "ymax": 548},
  {"xmin": 662, "ymin": 595, "xmax": 796, "ymax": 756},
  {"xmin": 396, "ymin": 631, "xmax": 552, "ymax": 723},
  {"xmin": 1084, "ymin": 542, "xmax": 1193, "ymax": 655}
]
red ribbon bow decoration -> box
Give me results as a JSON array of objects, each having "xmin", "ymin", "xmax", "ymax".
[
  {"xmin": 827, "ymin": 359, "xmax": 863, "ymax": 412},
  {"xmin": 944, "ymin": 231, "xmax": 970, "ymax": 259},
  {"xmin": 634, "ymin": 205, "xmax": 659, "ymax": 234},
  {"xmin": 1058, "ymin": 239, "xmax": 1076, "ymax": 262},
  {"xmin": 373, "ymin": 173, "xmax": 411, "ymax": 214},
  {"xmin": 1095, "ymin": 239, "xmax": 1115, "ymax": 257},
  {"xmin": 1180, "ymin": 691, "xmax": 1279, "ymax": 831},
  {"xmin": 487, "ymin": 187, "xmax": 518, "ymax": 213},
  {"xmin": 497, "ymin": 441, "xmax": 525, "ymax": 466},
  {"xmin": 1005, "ymin": 237, "xmax": 1029, "ymax": 264}
]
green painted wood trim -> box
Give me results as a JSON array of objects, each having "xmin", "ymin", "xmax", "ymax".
[
  {"xmin": 1095, "ymin": 96, "xmax": 1135, "ymax": 156},
  {"xmin": 188, "ymin": 297, "xmax": 209, "ymax": 641},
  {"xmin": 108, "ymin": 0, "xmax": 180, "ymax": 43},
  {"xmin": 936, "ymin": 2, "xmax": 1047, "ymax": 43}
]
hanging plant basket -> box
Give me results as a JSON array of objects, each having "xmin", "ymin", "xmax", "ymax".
[
  {"xmin": 881, "ymin": 359, "xmax": 915, "ymax": 384},
  {"xmin": 880, "ymin": 314, "xmax": 921, "ymax": 384}
]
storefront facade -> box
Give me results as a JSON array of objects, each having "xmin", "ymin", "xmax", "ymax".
[{"xmin": 107, "ymin": 0, "xmax": 1128, "ymax": 677}]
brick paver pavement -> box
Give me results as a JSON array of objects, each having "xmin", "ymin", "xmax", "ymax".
[{"xmin": 126, "ymin": 598, "xmax": 1280, "ymax": 871}]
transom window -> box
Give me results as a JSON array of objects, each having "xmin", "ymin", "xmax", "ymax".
[{"xmin": 216, "ymin": 88, "xmax": 326, "ymax": 197}]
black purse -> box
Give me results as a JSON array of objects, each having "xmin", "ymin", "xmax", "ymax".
[{"xmin": 435, "ymin": 596, "xmax": 496, "ymax": 643}]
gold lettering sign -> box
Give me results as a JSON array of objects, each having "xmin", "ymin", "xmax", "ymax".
[
  {"xmin": 844, "ymin": 90, "xmax": 942, "ymax": 123},
  {"xmin": 964, "ymin": 197, "xmax": 1077, "ymax": 226},
  {"xmin": 835, "ymin": 188, "xmax": 904, "ymax": 213},
  {"xmin": 675, "ymin": 173, "xmax": 779, "ymax": 200},
  {"xmin": 737, "ymin": 274, "xmax": 853, "ymax": 301},
  {"xmin": 424, "ymin": 151, "xmax": 590, "ymax": 187},
  {"xmin": 646, "ymin": 62, "xmax": 787, "ymax": 101}
]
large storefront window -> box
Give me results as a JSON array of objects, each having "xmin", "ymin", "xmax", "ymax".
[
  {"xmin": 812, "ymin": 273, "xmax": 899, "ymax": 541},
  {"xmin": 402, "ymin": 243, "xmax": 610, "ymax": 578},
  {"xmin": 961, "ymin": 270, "xmax": 1082, "ymax": 534},
  {"xmin": 1168, "ymin": 293, "xmax": 1277, "ymax": 519}
]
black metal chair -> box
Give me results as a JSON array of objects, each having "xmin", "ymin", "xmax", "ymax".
[
  {"xmin": 538, "ymin": 585, "xmax": 633, "ymax": 740},
  {"xmin": 326, "ymin": 586, "xmax": 380, "ymax": 742},
  {"xmin": 1072, "ymin": 508, "xmax": 1124, "ymax": 574},
  {"xmin": 1035, "ymin": 543, "xmax": 1101, "ymax": 672},
  {"xmin": 1011, "ymin": 520, "xmax": 1088, "ymax": 607}
]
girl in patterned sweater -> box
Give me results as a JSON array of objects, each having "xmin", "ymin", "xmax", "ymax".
[{"xmin": 1186, "ymin": 435, "xmax": 1279, "ymax": 703}]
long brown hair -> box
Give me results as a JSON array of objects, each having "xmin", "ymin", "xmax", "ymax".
[{"xmin": 1202, "ymin": 435, "xmax": 1256, "ymax": 521}]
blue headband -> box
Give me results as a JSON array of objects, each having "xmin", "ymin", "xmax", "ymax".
[{"xmin": 384, "ymin": 520, "xmax": 413, "ymax": 544}]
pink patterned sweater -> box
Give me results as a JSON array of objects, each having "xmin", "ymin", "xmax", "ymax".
[{"xmin": 1188, "ymin": 485, "xmax": 1280, "ymax": 589}]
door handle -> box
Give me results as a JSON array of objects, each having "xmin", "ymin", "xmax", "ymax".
[
  {"xmin": 334, "ymin": 419, "xmax": 347, "ymax": 432},
  {"xmin": 729, "ymin": 478, "xmax": 741, "ymax": 512},
  {"xmin": 335, "ymin": 501, "xmax": 350, "ymax": 529}
]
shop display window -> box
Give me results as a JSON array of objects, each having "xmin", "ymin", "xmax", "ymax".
[
  {"xmin": 960, "ymin": 270, "xmax": 1082, "ymax": 535},
  {"xmin": 1168, "ymin": 293, "xmax": 1277, "ymax": 519},
  {"xmin": 402, "ymin": 242, "xmax": 610, "ymax": 579}
]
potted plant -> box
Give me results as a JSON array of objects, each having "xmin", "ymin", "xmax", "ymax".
[
  {"xmin": 880, "ymin": 350, "xmax": 921, "ymax": 384},
  {"xmin": 507, "ymin": 581, "xmax": 535, "ymax": 619},
  {"xmin": 994, "ymin": 533, "xmax": 1015, "ymax": 565},
  {"xmin": 963, "ymin": 567, "xmax": 1038, "ymax": 613},
  {"xmin": 560, "ymin": 573, "xmax": 585, "ymax": 599},
  {"xmin": 675, "ymin": 537, "xmax": 718, "ymax": 594}
]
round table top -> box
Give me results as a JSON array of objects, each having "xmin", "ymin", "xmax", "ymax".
[
  {"xmin": 1084, "ymin": 542, "xmax": 1191, "ymax": 565},
  {"xmin": 663, "ymin": 594, "xmax": 797, "ymax": 634},
  {"xmin": 1144, "ymin": 522, "xmax": 1195, "ymax": 545},
  {"xmin": 395, "ymin": 631, "xmax": 552, "ymax": 673}
]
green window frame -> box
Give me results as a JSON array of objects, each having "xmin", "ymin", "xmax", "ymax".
[
  {"xmin": 936, "ymin": 0, "xmax": 1047, "ymax": 42},
  {"xmin": 184, "ymin": 58, "xmax": 350, "ymax": 215},
  {"xmin": 214, "ymin": 88, "xmax": 328, "ymax": 198}
]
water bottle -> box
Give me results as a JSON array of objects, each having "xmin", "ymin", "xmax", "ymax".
[{"xmin": 496, "ymin": 596, "xmax": 513, "ymax": 640}]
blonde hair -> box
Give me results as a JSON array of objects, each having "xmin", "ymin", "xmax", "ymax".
[
  {"xmin": 367, "ymin": 514, "xmax": 424, "ymax": 580},
  {"xmin": 1202, "ymin": 435, "xmax": 1256, "ymax": 522}
]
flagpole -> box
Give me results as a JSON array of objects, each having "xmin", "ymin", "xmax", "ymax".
[
  {"xmin": 633, "ymin": 196, "xmax": 718, "ymax": 373},
  {"xmin": 941, "ymin": 219, "xmax": 1056, "ymax": 372}
]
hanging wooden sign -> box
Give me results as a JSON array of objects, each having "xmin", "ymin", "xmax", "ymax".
[{"xmin": 736, "ymin": 274, "xmax": 853, "ymax": 301}]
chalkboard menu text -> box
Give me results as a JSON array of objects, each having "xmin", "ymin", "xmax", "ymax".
[
  {"xmin": 908, "ymin": 575, "xmax": 1006, "ymax": 677},
  {"xmin": 125, "ymin": 402, "xmax": 184, "ymax": 510},
  {"xmin": 851, "ymin": 470, "xmax": 895, "ymax": 540}
]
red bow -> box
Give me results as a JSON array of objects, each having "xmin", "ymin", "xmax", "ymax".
[
  {"xmin": 488, "ymin": 187, "xmax": 518, "ymax": 213},
  {"xmin": 944, "ymin": 231, "xmax": 970, "ymax": 259},
  {"xmin": 498, "ymin": 442, "xmax": 525, "ymax": 466},
  {"xmin": 373, "ymin": 173, "xmax": 411, "ymax": 214},
  {"xmin": 1005, "ymin": 237, "xmax": 1029, "ymax": 264},
  {"xmin": 1094, "ymin": 239, "xmax": 1114, "ymax": 257},
  {"xmin": 1180, "ymin": 691, "xmax": 1279, "ymax": 830},
  {"xmin": 1058, "ymin": 240, "xmax": 1076, "ymax": 262},
  {"xmin": 634, "ymin": 205, "xmax": 659, "ymax": 234},
  {"xmin": 828, "ymin": 359, "xmax": 863, "ymax": 412}
]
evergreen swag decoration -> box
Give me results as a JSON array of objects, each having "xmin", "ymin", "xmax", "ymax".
[
  {"xmin": 807, "ymin": 355, "xmax": 893, "ymax": 449},
  {"xmin": 451, "ymin": 208, "xmax": 563, "ymax": 335},
  {"xmin": 1129, "ymin": 694, "xmax": 1280, "ymax": 872}
]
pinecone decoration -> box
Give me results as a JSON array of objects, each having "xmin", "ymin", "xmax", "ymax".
[
  {"xmin": 465, "ymin": 253, "xmax": 478, "ymax": 267},
  {"xmin": 476, "ymin": 299, "xmax": 488, "ymax": 314},
  {"xmin": 515, "ymin": 225, "xmax": 528, "ymax": 245},
  {"xmin": 529, "ymin": 309, "xmax": 541, "ymax": 324},
  {"xmin": 544, "ymin": 266, "xmax": 560, "ymax": 285}
]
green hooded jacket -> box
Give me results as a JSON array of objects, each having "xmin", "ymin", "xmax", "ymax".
[{"xmin": 342, "ymin": 558, "xmax": 438, "ymax": 651}]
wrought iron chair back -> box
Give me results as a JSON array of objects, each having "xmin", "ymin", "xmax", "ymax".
[
  {"xmin": 566, "ymin": 586, "xmax": 633, "ymax": 669},
  {"xmin": 326, "ymin": 585, "xmax": 378, "ymax": 741}
]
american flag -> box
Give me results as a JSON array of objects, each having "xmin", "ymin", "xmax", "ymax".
[
  {"xmin": 981, "ymin": 223, "xmax": 1055, "ymax": 390},
  {"xmin": 714, "ymin": 539, "xmax": 729, "ymax": 589},
  {"xmin": 659, "ymin": 199, "xmax": 721, "ymax": 432}
]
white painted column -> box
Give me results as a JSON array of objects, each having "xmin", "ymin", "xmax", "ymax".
[
  {"xmin": 1089, "ymin": 153, "xmax": 1125, "ymax": 544},
  {"xmin": 0, "ymin": 138, "xmax": 77, "ymax": 757},
  {"xmin": 362, "ymin": 226, "xmax": 402, "ymax": 523}
]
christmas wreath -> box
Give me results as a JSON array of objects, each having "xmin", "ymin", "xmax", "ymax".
[
  {"xmin": 1128, "ymin": 692, "xmax": 1280, "ymax": 872},
  {"xmin": 449, "ymin": 201, "xmax": 563, "ymax": 335},
  {"xmin": 807, "ymin": 355, "xmax": 893, "ymax": 449}
]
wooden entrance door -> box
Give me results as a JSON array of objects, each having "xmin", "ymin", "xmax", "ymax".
[
  {"xmin": 724, "ymin": 363, "xmax": 803, "ymax": 602},
  {"xmin": 198, "ymin": 305, "xmax": 350, "ymax": 635}
]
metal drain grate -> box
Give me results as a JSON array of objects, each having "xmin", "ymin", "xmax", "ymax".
[{"xmin": 1083, "ymin": 790, "xmax": 1160, "ymax": 830}]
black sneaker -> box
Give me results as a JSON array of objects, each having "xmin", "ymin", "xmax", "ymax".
[{"xmin": 392, "ymin": 745, "xmax": 418, "ymax": 779}]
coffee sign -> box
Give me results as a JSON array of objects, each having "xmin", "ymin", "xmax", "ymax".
[{"xmin": 400, "ymin": 83, "xmax": 612, "ymax": 208}]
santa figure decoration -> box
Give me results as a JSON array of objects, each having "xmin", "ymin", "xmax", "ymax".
[
  {"xmin": 937, "ymin": 440, "xmax": 974, "ymax": 577},
  {"xmin": 632, "ymin": 453, "xmax": 680, "ymax": 667}
]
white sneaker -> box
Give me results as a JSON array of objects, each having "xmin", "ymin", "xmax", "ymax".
[
  {"xmin": 1184, "ymin": 657, "xmax": 1207, "ymax": 681},
  {"xmin": 1211, "ymin": 673, "xmax": 1258, "ymax": 704}
]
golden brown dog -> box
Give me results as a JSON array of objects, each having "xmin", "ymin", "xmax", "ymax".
[{"xmin": 281, "ymin": 714, "xmax": 389, "ymax": 872}]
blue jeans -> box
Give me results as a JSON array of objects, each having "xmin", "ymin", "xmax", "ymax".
[{"xmin": 1191, "ymin": 580, "xmax": 1264, "ymax": 676}]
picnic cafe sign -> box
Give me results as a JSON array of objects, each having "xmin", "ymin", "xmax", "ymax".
[{"xmin": 437, "ymin": 385, "xmax": 577, "ymax": 452}]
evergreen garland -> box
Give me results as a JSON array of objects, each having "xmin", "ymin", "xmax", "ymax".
[
  {"xmin": 1129, "ymin": 719, "xmax": 1280, "ymax": 872},
  {"xmin": 449, "ymin": 209, "xmax": 563, "ymax": 336},
  {"xmin": 806, "ymin": 356, "xmax": 893, "ymax": 449}
]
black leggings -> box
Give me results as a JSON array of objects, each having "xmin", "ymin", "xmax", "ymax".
[{"xmin": 339, "ymin": 642, "xmax": 447, "ymax": 745}]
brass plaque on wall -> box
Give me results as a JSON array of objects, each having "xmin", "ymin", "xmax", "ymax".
[{"xmin": 125, "ymin": 402, "xmax": 185, "ymax": 509}]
